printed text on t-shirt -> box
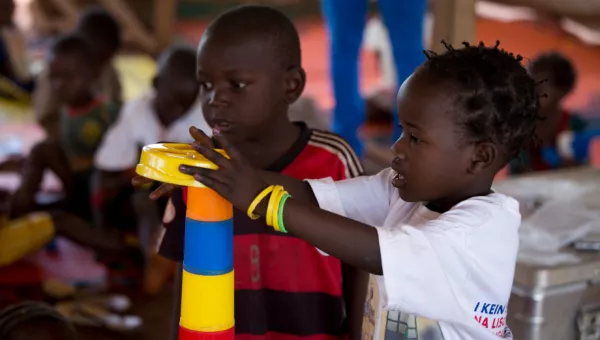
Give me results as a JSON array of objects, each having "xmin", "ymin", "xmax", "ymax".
[{"xmin": 473, "ymin": 302, "xmax": 508, "ymax": 337}]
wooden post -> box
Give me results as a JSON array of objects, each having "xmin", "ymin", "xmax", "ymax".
[
  {"xmin": 430, "ymin": 0, "xmax": 476, "ymax": 53},
  {"xmin": 153, "ymin": 0, "xmax": 177, "ymax": 52},
  {"xmin": 97, "ymin": 0, "xmax": 159, "ymax": 55}
]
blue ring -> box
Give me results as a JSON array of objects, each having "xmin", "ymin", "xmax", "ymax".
[{"xmin": 183, "ymin": 218, "xmax": 233, "ymax": 275}]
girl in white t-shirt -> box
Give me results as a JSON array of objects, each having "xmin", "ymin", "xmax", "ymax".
[{"xmin": 156, "ymin": 41, "xmax": 541, "ymax": 340}]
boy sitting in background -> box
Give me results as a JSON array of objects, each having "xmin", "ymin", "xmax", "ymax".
[
  {"xmin": 34, "ymin": 7, "xmax": 122, "ymax": 140},
  {"xmin": 10, "ymin": 34, "xmax": 119, "ymax": 220},
  {"xmin": 94, "ymin": 45, "xmax": 207, "ymax": 188},
  {"xmin": 93, "ymin": 45, "xmax": 208, "ymax": 278},
  {"xmin": 511, "ymin": 52, "xmax": 586, "ymax": 173}
]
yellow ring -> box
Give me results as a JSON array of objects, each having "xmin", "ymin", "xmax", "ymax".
[
  {"xmin": 135, "ymin": 143, "xmax": 229, "ymax": 188},
  {"xmin": 180, "ymin": 269, "xmax": 234, "ymax": 332},
  {"xmin": 247, "ymin": 185, "xmax": 274, "ymax": 220}
]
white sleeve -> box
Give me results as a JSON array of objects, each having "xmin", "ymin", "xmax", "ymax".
[
  {"xmin": 94, "ymin": 102, "xmax": 138, "ymax": 171},
  {"xmin": 306, "ymin": 168, "xmax": 395, "ymax": 226},
  {"xmin": 377, "ymin": 196, "xmax": 520, "ymax": 329}
]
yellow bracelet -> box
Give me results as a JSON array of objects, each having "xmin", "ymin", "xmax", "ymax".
[
  {"xmin": 264, "ymin": 185, "xmax": 291, "ymax": 232},
  {"xmin": 271, "ymin": 187, "xmax": 286, "ymax": 231},
  {"xmin": 247, "ymin": 185, "xmax": 275, "ymax": 220},
  {"xmin": 267, "ymin": 186, "xmax": 284, "ymax": 231}
]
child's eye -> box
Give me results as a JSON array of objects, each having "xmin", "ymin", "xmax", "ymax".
[
  {"xmin": 410, "ymin": 134, "xmax": 422, "ymax": 144},
  {"xmin": 232, "ymin": 81, "xmax": 247, "ymax": 89},
  {"xmin": 200, "ymin": 82, "xmax": 213, "ymax": 90}
]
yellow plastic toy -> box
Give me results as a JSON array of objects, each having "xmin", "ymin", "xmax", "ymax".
[{"xmin": 136, "ymin": 143, "xmax": 234, "ymax": 340}]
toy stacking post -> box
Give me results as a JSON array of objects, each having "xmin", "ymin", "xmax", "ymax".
[{"xmin": 136, "ymin": 143, "xmax": 234, "ymax": 340}]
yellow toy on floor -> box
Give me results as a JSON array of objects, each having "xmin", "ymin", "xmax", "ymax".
[{"xmin": 0, "ymin": 212, "xmax": 54, "ymax": 266}]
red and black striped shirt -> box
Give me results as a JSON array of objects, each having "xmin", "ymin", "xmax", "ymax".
[{"xmin": 159, "ymin": 122, "xmax": 363, "ymax": 339}]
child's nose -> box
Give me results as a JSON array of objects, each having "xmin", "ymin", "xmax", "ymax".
[
  {"xmin": 390, "ymin": 137, "xmax": 407, "ymax": 159},
  {"xmin": 208, "ymin": 87, "xmax": 229, "ymax": 106}
]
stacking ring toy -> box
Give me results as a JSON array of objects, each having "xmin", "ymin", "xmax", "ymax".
[{"xmin": 136, "ymin": 143, "xmax": 234, "ymax": 340}]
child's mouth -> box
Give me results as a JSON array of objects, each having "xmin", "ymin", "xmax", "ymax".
[
  {"xmin": 392, "ymin": 172, "xmax": 406, "ymax": 188},
  {"xmin": 212, "ymin": 119, "xmax": 234, "ymax": 132}
]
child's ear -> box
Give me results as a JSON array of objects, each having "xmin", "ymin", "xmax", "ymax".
[
  {"xmin": 283, "ymin": 66, "xmax": 306, "ymax": 104},
  {"xmin": 469, "ymin": 142, "xmax": 497, "ymax": 174}
]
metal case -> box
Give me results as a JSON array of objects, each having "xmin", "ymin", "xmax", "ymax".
[{"xmin": 494, "ymin": 167, "xmax": 600, "ymax": 340}]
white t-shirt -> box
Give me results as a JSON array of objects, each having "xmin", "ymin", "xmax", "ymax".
[
  {"xmin": 306, "ymin": 168, "xmax": 520, "ymax": 340},
  {"xmin": 94, "ymin": 91, "xmax": 210, "ymax": 171}
]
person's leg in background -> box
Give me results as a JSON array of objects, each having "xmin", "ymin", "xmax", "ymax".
[
  {"xmin": 9, "ymin": 140, "xmax": 73, "ymax": 219},
  {"xmin": 321, "ymin": 0, "xmax": 369, "ymax": 156},
  {"xmin": 378, "ymin": 0, "xmax": 427, "ymax": 139}
]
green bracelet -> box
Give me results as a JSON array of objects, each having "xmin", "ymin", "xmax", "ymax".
[{"xmin": 277, "ymin": 193, "xmax": 291, "ymax": 233}]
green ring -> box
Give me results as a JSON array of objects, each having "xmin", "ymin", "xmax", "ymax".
[{"xmin": 278, "ymin": 193, "xmax": 291, "ymax": 233}]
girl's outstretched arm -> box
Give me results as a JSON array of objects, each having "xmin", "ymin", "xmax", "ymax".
[
  {"xmin": 283, "ymin": 198, "xmax": 383, "ymax": 274},
  {"xmin": 179, "ymin": 130, "xmax": 385, "ymax": 275}
]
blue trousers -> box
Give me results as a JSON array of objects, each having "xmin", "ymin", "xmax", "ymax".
[{"xmin": 321, "ymin": 0, "xmax": 426, "ymax": 155}]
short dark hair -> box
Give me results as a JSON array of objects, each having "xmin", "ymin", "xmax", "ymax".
[
  {"xmin": 49, "ymin": 33, "xmax": 97, "ymax": 66},
  {"xmin": 529, "ymin": 52, "xmax": 576, "ymax": 94},
  {"xmin": 157, "ymin": 44, "xmax": 197, "ymax": 79},
  {"xmin": 76, "ymin": 7, "xmax": 121, "ymax": 52},
  {"xmin": 0, "ymin": 301, "xmax": 74, "ymax": 339},
  {"xmin": 205, "ymin": 5, "xmax": 301, "ymax": 69},
  {"xmin": 422, "ymin": 41, "xmax": 541, "ymax": 159}
]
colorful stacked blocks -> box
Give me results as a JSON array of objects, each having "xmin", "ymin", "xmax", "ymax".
[{"xmin": 179, "ymin": 186, "xmax": 234, "ymax": 340}]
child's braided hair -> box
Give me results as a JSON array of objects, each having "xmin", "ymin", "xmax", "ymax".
[
  {"xmin": 0, "ymin": 301, "xmax": 74, "ymax": 339},
  {"xmin": 422, "ymin": 40, "xmax": 542, "ymax": 159}
]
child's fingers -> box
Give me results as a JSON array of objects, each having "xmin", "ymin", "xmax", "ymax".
[
  {"xmin": 179, "ymin": 165, "xmax": 230, "ymax": 185},
  {"xmin": 212, "ymin": 130, "xmax": 244, "ymax": 163},
  {"xmin": 191, "ymin": 142, "xmax": 230, "ymax": 168},
  {"xmin": 189, "ymin": 126, "xmax": 214, "ymax": 147},
  {"xmin": 131, "ymin": 176, "xmax": 152, "ymax": 187},
  {"xmin": 192, "ymin": 173, "xmax": 231, "ymax": 200},
  {"xmin": 149, "ymin": 184, "xmax": 176, "ymax": 200}
]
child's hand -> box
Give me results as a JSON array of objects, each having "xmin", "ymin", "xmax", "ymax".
[
  {"xmin": 179, "ymin": 128, "xmax": 268, "ymax": 214},
  {"xmin": 131, "ymin": 126, "xmax": 215, "ymax": 200},
  {"xmin": 131, "ymin": 176, "xmax": 176, "ymax": 200}
]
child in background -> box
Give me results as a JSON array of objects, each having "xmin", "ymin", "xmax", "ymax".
[
  {"xmin": 35, "ymin": 7, "xmax": 122, "ymax": 140},
  {"xmin": 94, "ymin": 45, "xmax": 206, "ymax": 191},
  {"xmin": 0, "ymin": 301, "xmax": 75, "ymax": 340},
  {"xmin": 177, "ymin": 41, "xmax": 540, "ymax": 339},
  {"xmin": 137, "ymin": 5, "xmax": 367, "ymax": 339},
  {"xmin": 93, "ymin": 45, "xmax": 207, "ymax": 289},
  {"xmin": 10, "ymin": 34, "xmax": 119, "ymax": 220},
  {"xmin": 510, "ymin": 52, "xmax": 585, "ymax": 173}
]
